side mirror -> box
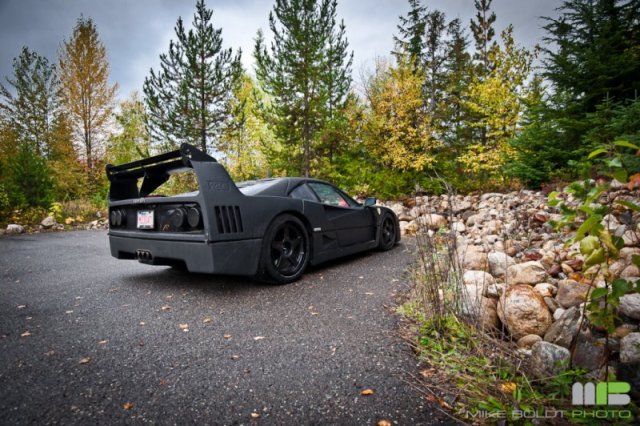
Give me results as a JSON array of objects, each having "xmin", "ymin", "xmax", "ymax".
[{"xmin": 364, "ymin": 197, "xmax": 377, "ymax": 207}]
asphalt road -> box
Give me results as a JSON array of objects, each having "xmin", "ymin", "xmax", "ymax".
[{"xmin": 0, "ymin": 230, "xmax": 448, "ymax": 425}]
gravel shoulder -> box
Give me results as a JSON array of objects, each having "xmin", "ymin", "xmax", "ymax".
[{"xmin": 0, "ymin": 230, "xmax": 448, "ymax": 425}]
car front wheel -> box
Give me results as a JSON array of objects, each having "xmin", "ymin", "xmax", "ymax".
[
  {"xmin": 259, "ymin": 214, "xmax": 310, "ymax": 284},
  {"xmin": 378, "ymin": 214, "xmax": 397, "ymax": 251}
]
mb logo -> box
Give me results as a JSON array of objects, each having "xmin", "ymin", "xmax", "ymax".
[{"xmin": 572, "ymin": 382, "xmax": 631, "ymax": 406}]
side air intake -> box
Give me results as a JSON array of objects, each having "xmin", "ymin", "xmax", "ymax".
[{"xmin": 214, "ymin": 206, "xmax": 244, "ymax": 234}]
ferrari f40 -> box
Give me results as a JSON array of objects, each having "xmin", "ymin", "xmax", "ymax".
[{"xmin": 106, "ymin": 144, "xmax": 400, "ymax": 283}]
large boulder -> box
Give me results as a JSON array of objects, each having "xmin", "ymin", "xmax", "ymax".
[
  {"xmin": 488, "ymin": 252, "xmax": 516, "ymax": 277},
  {"xmin": 556, "ymin": 279, "xmax": 591, "ymax": 308},
  {"xmin": 619, "ymin": 293, "xmax": 640, "ymax": 320},
  {"xmin": 529, "ymin": 341, "xmax": 570, "ymax": 378},
  {"xmin": 463, "ymin": 270, "xmax": 495, "ymax": 287},
  {"xmin": 506, "ymin": 261, "xmax": 547, "ymax": 285},
  {"xmin": 40, "ymin": 215, "xmax": 56, "ymax": 228},
  {"xmin": 497, "ymin": 284, "xmax": 552, "ymax": 339},
  {"xmin": 5, "ymin": 224, "xmax": 25, "ymax": 234},
  {"xmin": 460, "ymin": 246, "xmax": 489, "ymax": 271},
  {"xmin": 620, "ymin": 333, "xmax": 640, "ymax": 364},
  {"xmin": 417, "ymin": 213, "xmax": 448, "ymax": 230}
]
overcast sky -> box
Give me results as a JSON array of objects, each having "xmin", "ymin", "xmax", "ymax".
[{"xmin": 0, "ymin": 0, "xmax": 562, "ymax": 99}]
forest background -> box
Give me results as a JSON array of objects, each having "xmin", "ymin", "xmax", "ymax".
[{"xmin": 0, "ymin": 0, "xmax": 639, "ymax": 225}]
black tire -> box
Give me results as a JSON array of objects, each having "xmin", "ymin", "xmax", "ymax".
[
  {"xmin": 259, "ymin": 214, "xmax": 310, "ymax": 284},
  {"xmin": 378, "ymin": 214, "xmax": 397, "ymax": 251}
]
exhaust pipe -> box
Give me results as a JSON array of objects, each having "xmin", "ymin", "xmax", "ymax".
[{"xmin": 135, "ymin": 249, "xmax": 153, "ymax": 262}]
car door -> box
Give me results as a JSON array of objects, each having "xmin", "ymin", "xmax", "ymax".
[{"xmin": 306, "ymin": 182, "xmax": 375, "ymax": 247}]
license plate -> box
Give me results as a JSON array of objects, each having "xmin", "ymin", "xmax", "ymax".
[{"xmin": 137, "ymin": 210, "xmax": 154, "ymax": 229}]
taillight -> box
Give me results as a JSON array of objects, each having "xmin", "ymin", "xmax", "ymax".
[
  {"xmin": 170, "ymin": 208, "xmax": 187, "ymax": 228},
  {"xmin": 110, "ymin": 209, "xmax": 126, "ymax": 227},
  {"xmin": 187, "ymin": 207, "xmax": 201, "ymax": 228}
]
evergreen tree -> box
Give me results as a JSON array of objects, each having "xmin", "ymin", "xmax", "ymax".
[
  {"xmin": 441, "ymin": 18, "xmax": 472, "ymax": 148},
  {"xmin": 0, "ymin": 47, "xmax": 58, "ymax": 157},
  {"xmin": 542, "ymin": 0, "xmax": 640, "ymax": 160},
  {"xmin": 144, "ymin": 0, "xmax": 242, "ymax": 153},
  {"xmin": 254, "ymin": 0, "xmax": 353, "ymax": 177},
  {"xmin": 470, "ymin": 0, "xmax": 497, "ymax": 75},
  {"xmin": 393, "ymin": 0, "xmax": 427, "ymax": 66},
  {"xmin": 59, "ymin": 16, "xmax": 117, "ymax": 181}
]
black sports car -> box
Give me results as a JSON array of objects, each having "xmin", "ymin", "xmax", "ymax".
[{"xmin": 106, "ymin": 143, "xmax": 400, "ymax": 283}]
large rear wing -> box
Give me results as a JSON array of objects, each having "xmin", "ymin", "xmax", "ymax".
[{"xmin": 105, "ymin": 143, "xmax": 217, "ymax": 201}]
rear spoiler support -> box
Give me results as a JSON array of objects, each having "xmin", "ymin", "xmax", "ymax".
[{"xmin": 106, "ymin": 143, "xmax": 216, "ymax": 201}]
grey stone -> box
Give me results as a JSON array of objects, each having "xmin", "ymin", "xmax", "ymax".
[
  {"xmin": 556, "ymin": 279, "xmax": 591, "ymax": 308},
  {"xmin": 620, "ymin": 333, "xmax": 640, "ymax": 364},
  {"xmin": 544, "ymin": 306, "xmax": 583, "ymax": 348},
  {"xmin": 530, "ymin": 341, "xmax": 570, "ymax": 378},
  {"xmin": 488, "ymin": 251, "xmax": 516, "ymax": 277},
  {"xmin": 506, "ymin": 261, "xmax": 547, "ymax": 285},
  {"xmin": 5, "ymin": 224, "xmax": 24, "ymax": 234},
  {"xmin": 619, "ymin": 293, "xmax": 640, "ymax": 320},
  {"xmin": 40, "ymin": 216, "xmax": 56, "ymax": 228}
]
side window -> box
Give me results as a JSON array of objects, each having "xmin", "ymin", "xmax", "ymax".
[
  {"xmin": 308, "ymin": 183, "xmax": 350, "ymax": 208},
  {"xmin": 289, "ymin": 184, "xmax": 318, "ymax": 202}
]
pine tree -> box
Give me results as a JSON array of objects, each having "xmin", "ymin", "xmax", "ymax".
[
  {"xmin": 542, "ymin": 0, "xmax": 640, "ymax": 160},
  {"xmin": 0, "ymin": 47, "xmax": 58, "ymax": 157},
  {"xmin": 393, "ymin": 0, "xmax": 427, "ymax": 66},
  {"xmin": 144, "ymin": 0, "xmax": 242, "ymax": 153},
  {"xmin": 59, "ymin": 16, "xmax": 117, "ymax": 181},
  {"xmin": 254, "ymin": 0, "xmax": 353, "ymax": 177},
  {"xmin": 470, "ymin": 0, "xmax": 497, "ymax": 75}
]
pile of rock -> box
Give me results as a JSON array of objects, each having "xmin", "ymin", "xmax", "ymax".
[
  {"xmin": 387, "ymin": 189, "xmax": 640, "ymax": 381},
  {"xmin": 3, "ymin": 212, "xmax": 108, "ymax": 235}
]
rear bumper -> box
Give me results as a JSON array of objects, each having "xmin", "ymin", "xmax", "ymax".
[{"xmin": 108, "ymin": 234, "xmax": 262, "ymax": 275}]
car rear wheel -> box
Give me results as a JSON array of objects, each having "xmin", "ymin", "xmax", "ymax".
[
  {"xmin": 260, "ymin": 214, "xmax": 310, "ymax": 284},
  {"xmin": 378, "ymin": 214, "xmax": 397, "ymax": 251}
]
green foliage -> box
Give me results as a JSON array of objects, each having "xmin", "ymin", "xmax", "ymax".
[
  {"xmin": 4, "ymin": 143, "xmax": 52, "ymax": 208},
  {"xmin": 144, "ymin": 0, "xmax": 242, "ymax": 153},
  {"xmin": 549, "ymin": 141, "xmax": 640, "ymax": 336},
  {"xmin": 106, "ymin": 92, "xmax": 150, "ymax": 166},
  {"xmin": 254, "ymin": 0, "xmax": 353, "ymax": 177}
]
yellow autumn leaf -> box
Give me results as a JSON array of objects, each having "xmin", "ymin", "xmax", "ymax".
[{"xmin": 361, "ymin": 389, "xmax": 375, "ymax": 396}]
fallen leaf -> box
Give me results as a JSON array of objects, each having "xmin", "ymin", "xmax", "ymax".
[
  {"xmin": 361, "ymin": 389, "xmax": 374, "ymax": 396},
  {"xmin": 159, "ymin": 378, "xmax": 167, "ymax": 386},
  {"xmin": 25, "ymin": 316, "xmax": 32, "ymax": 320},
  {"xmin": 161, "ymin": 305, "xmax": 171, "ymax": 311},
  {"xmin": 358, "ymin": 276, "xmax": 364, "ymax": 279},
  {"xmin": 365, "ymin": 292, "xmax": 373, "ymax": 295},
  {"xmin": 250, "ymin": 412, "xmax": 260, "ymax": 419},
  {"xmin": 65, "ymin": 310, "xmax": 73, "ymax": 314},
  {"xmin": 231, "ymin": 355, "xmax": 240, "ymax": 360},
  {"xmin": 426, "ymin": 394, "xmax": 437, "ymax": 402},
  {"xmin": 203, "ymin": 317, "xmax": 212, "ymax": 323},
  {"xmin": 139, "ymin": 321, "xmax": 146, "ymax": 326},
  {"xmin": 165, "ymin": 295, "xmax": 173, "ymax": 299},
  {"xmin": 253, "ymin": 336, "xmax": 265, "ymax": 341},
  {"xmin": 17, "ymin": 305, "xmax": 26, "ymax": 309},
  {"xmin": 179, "ymin": 323, "xmax": 189, "ymax": 332},
  {"xmin": 438, "ymin": 398, "xmax": 452, "ymax": 410},
  {"xmin": 499, "ymin": 382, "xmax": 517, "ymax": 393},
  {"xmin": 377, "ymin": 420, "xmax": 392, "ymax": 426},
  {"xmin": 44, "ymin": 350, "xmax": 55, "ymax": 357},
  {"xmin": 223, "ymin": 334, "xmax": 232, "ymax": 339},
  {"xmin": 75, "ymin": 296, "xmax": 83, "ymax": 300},
  {"xmin": 419, "ymin": 368, "xmax": 436, "ymax": 378},
  {"xmin": 98, "ymin": 340, "xmax": 108, "ymax": 345},
  {"xmin": 628, "ymin": 173, "xmax": 640, "ymax": 190},
  {"xmin": 79, "ymin": 357, "xmax": 91, "ymax": 364},
  {"xmin": 310, "ymin": 312, "xmax": 319, "ymax": 316},
  {"xmin": 20, "ymin": 331, "xmax": 31, "ymax": 337},
  {"xmin": 122, "ymin": 402, "xmax": 134, "ymax": 410}
]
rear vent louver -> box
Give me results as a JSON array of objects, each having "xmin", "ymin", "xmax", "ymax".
[{"xmin": 214, "ymin": 206, "xmax": 244, "ymax": 234}]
